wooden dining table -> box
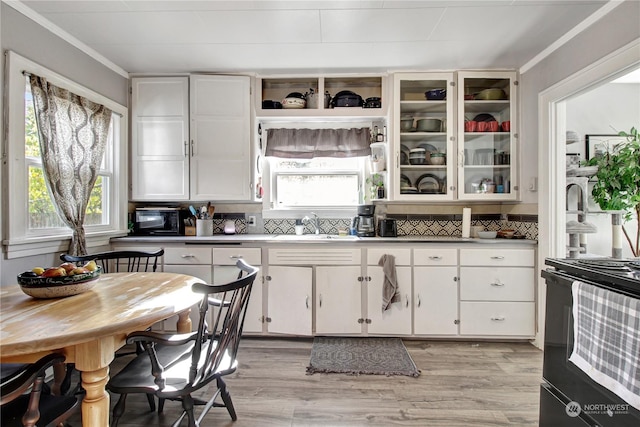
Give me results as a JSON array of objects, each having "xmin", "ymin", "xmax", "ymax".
[{"xmin": 0, "ymin": 271, "xmax": 204, "ymax": 427}]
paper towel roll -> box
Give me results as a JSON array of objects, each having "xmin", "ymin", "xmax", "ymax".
[{"xmin": 462, "ymin": 208, "xmax": 471, "ymax": 238}]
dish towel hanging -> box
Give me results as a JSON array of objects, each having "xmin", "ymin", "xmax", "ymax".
[
  {"xmin": 569, "ymin": 280, "xmax": 640, "ymax": 410},
  {"xmin": 379, "ymin": 254, "xmax": 399, "ymax": 311}
]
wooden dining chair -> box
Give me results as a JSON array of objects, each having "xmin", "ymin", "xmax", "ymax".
[
  {"xmin": 0, "ymin": 353, "xmax": 79, "ymax": 427},
  {"xmin": 57, "ymin": 249, "xmax": 165, "ymax": 398},
  {"xmin": 106, "ymin": 259, "xmax": 259, "ymax": 427},
  {"xmin": 60, "ymin": 249, "xmax": 164, "ymax": 273}
]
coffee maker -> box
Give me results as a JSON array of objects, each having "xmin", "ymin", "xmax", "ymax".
[{"xmin": 352, "ymin": 204, "xmax": 375, "ymax": 237}]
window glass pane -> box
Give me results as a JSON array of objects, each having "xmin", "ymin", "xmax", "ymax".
[
  {"xmin": 28, "ymin": 165, "xmax": 65, "ymax": 229},
  {"xmin": 86, "ymin": 176, "xmax": 108, "ymax": 226},
  {"xmin": 25, "ymin": 81, "xmax": 40, "ymax": 158},
  {"xmin": 270, "ymin": 157, "xmax": 362, "ymax": 208},
  {"xmin": 276, "ymin": 174, "xmax": 359, "ymax": 207}
]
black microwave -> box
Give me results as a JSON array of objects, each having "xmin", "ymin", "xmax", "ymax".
[{"xmin": 133, "ymin": 207, "xmax": 187, "ymax": 236}]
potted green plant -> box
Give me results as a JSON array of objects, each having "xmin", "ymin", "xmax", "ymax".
[
  {"xmin": 584, "ymin": 127, "xmax": 640, "ymax": 257},
  {"xmin": 366, "ymin": 173, "xmax": 385, "ymax": 200}
]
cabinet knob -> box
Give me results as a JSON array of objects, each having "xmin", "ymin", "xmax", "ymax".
[
  {"xmin": 358, "ymin": 318, "xmax": 364, "ymax": 324},
  {"xmin": 266, "ymin": 317, "xmax": 272, "ymax": 323},
  {"xmin": 365, "ymin": 319, "xmax": 372, "ymax": 324},
  {"xmin": 265, "ymin": 275, "xmax": 272, "ymax": 281},
  {"xmin": 358, "ymin": 276, "xmax": 363, "ymax": 282}
]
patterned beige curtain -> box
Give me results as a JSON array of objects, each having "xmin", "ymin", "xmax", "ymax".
[{"xmin": 29, "ymin": 75, "xmax": 112, "ymax": 255}]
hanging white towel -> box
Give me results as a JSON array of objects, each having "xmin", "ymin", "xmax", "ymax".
[{"xmin": 379, "ymin": 254, "xmax": 399, "ymax": 311}]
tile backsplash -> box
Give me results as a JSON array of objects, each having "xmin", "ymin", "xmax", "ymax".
[{"xmin": 261, "ymin": 214, "xmax": 538, "ymax": 240}]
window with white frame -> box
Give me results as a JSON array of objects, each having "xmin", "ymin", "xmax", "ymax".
[
  {"xmin": 5, "ymin": 51, "xmax": 127, "ymax": 255},
  {"xmin": 269, "ymin": 157, "xmax": 364, "ymax": 208}
]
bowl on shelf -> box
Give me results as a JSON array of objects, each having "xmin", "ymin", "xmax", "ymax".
[
  {"xmin": 477, "ymin": 231, "xmax": 498, "ymax": 239},
  {"xmin": 424, "ymin": 89, "xmax": 446, "ymax": 100},
  {"xmin": 497, "ymin": 229, "xmax": 516, "ymax": 238},
  {"xmin": 430, "ymin": 152, "xmax": 446, "ymax": 165},
  {"xmin": 400, "ymin": 118, "xmax": 414, "ymax": 132},
  {"xmin": 17, "ymin": 267, "xmax": 102, "ymax": 299},
  {"xmin": 474, "ymin": 88, "xmax": 507, "ymax": 100},
  {"xmin": 416, "ymin": 118, "xmax": 442, "ymax": 132},
  {"xmin": 409, "ymin": 148, "xmax": 427, "ymax": 165}
]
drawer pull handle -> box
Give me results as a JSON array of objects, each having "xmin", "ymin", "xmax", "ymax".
[
  {"xmin": 491, "ymin": 316, "xmax": 505, "ymax": 321},
  {"xmin": 181, "ymin": 254, "xmax": 196, "ymax": 258},
  {"xmin": 490, "ymin": 282, "xmax": 504, "ymax": 287},
  {"xmin": 417, "ymin": 294, "xmax": 421, "ymax": 308},
  {"xmin": 229, "ymin": 255, "xmax": 243, "ymax": 259},
  {"xmin": 319, "ymin": 294, "xmax": 322, "ymax": 308},
  {"xmin": 490, "ymin": 256, "xmax": 505, "ymax": 260},
  {"xmin": 428, "ymin": 256, "xmax": 442, "ymax": 260},
  {"xmin": 305, "ymin": 295, "xmax": 309, "ymax": 309},
  {"xmin": 405, "ymin": 295, "xmax": 409, "ymax": 308}
]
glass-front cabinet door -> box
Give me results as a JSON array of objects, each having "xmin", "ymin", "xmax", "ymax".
[
  {"xmin": 457, "ymin": 71, "xmax": 518, "ymax": 201},
  {"xmin": 393, "ymin": 73, "xmax": 455, "ymax": 201}
]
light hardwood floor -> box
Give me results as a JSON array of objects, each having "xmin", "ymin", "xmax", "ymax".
[{"xmin": 67, "ymin": 338, "xmax": 543, "ymax": 426}]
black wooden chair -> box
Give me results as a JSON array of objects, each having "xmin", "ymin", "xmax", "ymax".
[
  {"xmin": 106, "ymin": 259, "xmax": 259, "ymax": 427},
  {"xmin": 58, "ymin": 249, "xmax": 165, "ymax": 399},
  {"xmin": 0, "ymin": 353, "xmax": 79, "ymax": 427},
  {"xmin": 60, "ymin": 249, "xmax": 164, "ymax": 273}
]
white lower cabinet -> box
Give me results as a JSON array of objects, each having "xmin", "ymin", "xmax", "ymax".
[
  {"xmin": 459, "ymin": 302, "xmax": 535, "ymax": 336},
  {"xmin": 414, "ymin": 267, "xmax": 459, "ymax": 335},
  {"xmin": 211, "ymin": 248, "xmax": 263, "ymax": 334},
  {"xmin": 365, "ymin": 247, "xmax": 412, "ymax": 335},
  {"xmin": 266, "ymin": 266, "xmax": 312, "ymax": 336},
  {"xmin": 459, "ymin": 248, "xmax": 535, "ymax": 337},
  {"xmin": 413, "ymin": 247, "xmax": 459, "ymax": 335},
  {"xmin": 159, "ymin": 246, "xmax": 213, "ymax": 332},
  {"xmin": 315, "ymin": 266, "xmax": 363, "ymax": 335}
]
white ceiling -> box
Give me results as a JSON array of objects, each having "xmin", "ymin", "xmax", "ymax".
[{"xmin": 15, "ymin": 0, "xmax": 613, "ymax": 76}]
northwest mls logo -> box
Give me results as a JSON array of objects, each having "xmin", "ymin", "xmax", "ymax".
[
  {"xmin": 566, "ymin": 401, "xmax": 581, "ymax": 417},
  {"xmin": 566, "ymin": 401, "xmax": 630, "ymax": 417}
]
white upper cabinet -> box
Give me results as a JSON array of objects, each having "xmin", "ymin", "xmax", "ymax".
[
  {"xmin": 189, "ymin": 75, "xmax": 251, "ymax": 201},
  {"xmin": 131, "ymin": 77, "xmax": 190, "ymax": 201},
  {"xmin": 457, "ymin": 71, "xmax": 518, "ymax": 201},
  {"xmin": 130, "ymin": 75, "xmax": 252, "ymax": 202},
  {"xmin": 392, "ymin": 72, "xmax": 456, "ymax": 201}
]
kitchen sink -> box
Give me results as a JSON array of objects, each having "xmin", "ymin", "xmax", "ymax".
[{"xmin": 272, "ymin": 234, "xmax": 360, "ymax": 241}]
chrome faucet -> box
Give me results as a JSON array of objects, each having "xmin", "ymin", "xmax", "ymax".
[{"xmin": 302, "ymin": 212, "xmax": 320, "ymax": 234}]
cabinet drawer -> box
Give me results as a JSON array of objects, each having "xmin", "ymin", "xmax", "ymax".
[
  {"xmin": 213, "ymin": 248, "xmax": 261, "ymax": 265},
  {"xmin": 367, "ymin": 247, "xmax": 411, "ymax": 266},
  {"xmin": 460, "ymin": 267, "xmax": 534, "ymax": 301},
  {"xmin": 268, "ymin": 248, "xmax": 361, "ymax": 265},
  {"xmin": 459, "ymin": 248, "xmax": 534, "ymax": 267},
  {"xmin": 414, "ymin": 248, "xmax": 458, "ymax": 266},
  {"xmin": 164, "ymin": 247, "xmax": 212, "ymax": 265},
  {"xmin": 459, "ymin": 302, "xmax": 535, "ymax": 336}
]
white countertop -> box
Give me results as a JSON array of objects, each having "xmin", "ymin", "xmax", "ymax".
[{"xmin": 112, "ymin": 234, "xmax": 537, "ymax": 245}]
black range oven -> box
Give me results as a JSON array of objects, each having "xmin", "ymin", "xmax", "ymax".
[{"xmin": 540, "ymin": 258, "xmax": 640, "ymax": 426}]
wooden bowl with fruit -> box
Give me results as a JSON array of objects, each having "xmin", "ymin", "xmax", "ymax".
[{"xmin": 18, "ymin": 260, "xmax": 101, "ymax": 299}]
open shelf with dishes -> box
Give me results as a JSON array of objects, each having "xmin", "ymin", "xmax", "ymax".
[
  {"xmin": 255, "ymin": 74, "xmax": 388, "ymax": 119},
  {"xmin": 393, "ymin": 72, "xmax": 455, "ymax": 200},
  {"xmin": 457, "ymin": 71, "xmax": 518, "ymax": 201}
]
